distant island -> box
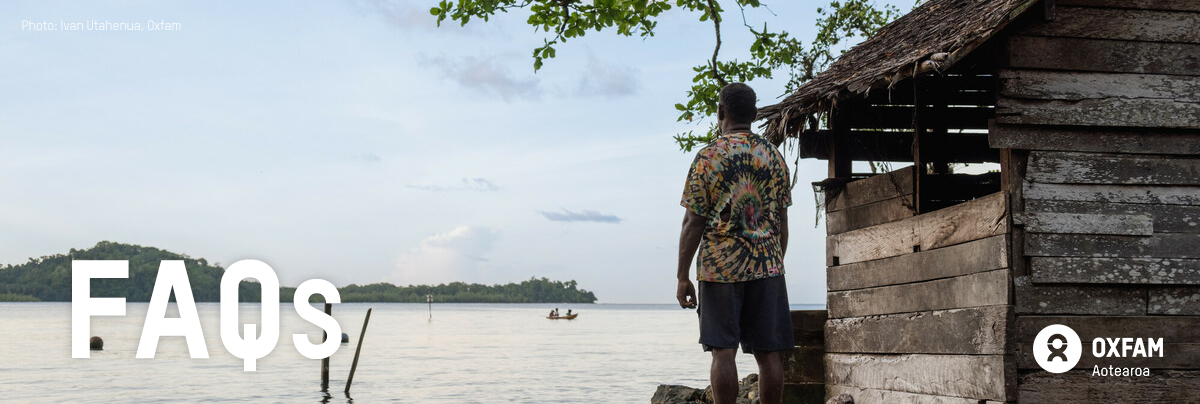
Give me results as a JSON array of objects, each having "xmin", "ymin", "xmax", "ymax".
[{"xmin": 0, "ymin": 241, "xmax": 597, "ymax": 303}]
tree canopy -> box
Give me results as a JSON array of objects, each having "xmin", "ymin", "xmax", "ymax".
[
  {"xmin": 430, "ymin": 0, "xmax": 906, "ymax": 150},
  {"xmin": 0, "ymin": 241, "xmax": 597, "ymax": 303}
]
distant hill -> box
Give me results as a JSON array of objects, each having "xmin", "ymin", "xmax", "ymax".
[{"xmin": 0, "ymin": 241, "xmax": 597, "ymax": 303}]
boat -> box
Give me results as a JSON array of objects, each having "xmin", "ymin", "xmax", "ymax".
[{"xmin": 546, "ymin": 313, "xmax": 578, "ymax": 320}]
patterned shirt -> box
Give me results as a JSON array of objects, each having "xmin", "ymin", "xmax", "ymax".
[{"xmin": 680, "ymin": 132, "xmax": 792, "ymax": 283}]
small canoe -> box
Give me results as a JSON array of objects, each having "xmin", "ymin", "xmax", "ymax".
[{"xmin": 546, "ymin": 314, "xmax": 578, "ymax": 320}]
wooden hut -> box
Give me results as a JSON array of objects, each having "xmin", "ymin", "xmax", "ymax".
[{"xmin": 759, "ymin": 0, "xmax": 1200, "ymax": 402}]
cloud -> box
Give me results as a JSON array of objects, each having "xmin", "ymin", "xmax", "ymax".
[
  {"xmin": 389, "ymin": 225, "xmax": 500, "ymax": 286},
  {"xmin": 539, "ymin": 209, "xmax": 622, "ymax": 224},
  {"xmin": 353, "ymin": 152, "xmax": 382, "ymax": 164},
  {"xmin": 578, "ymin": 57, "xmax": 638, "ymax": 97},
  {"xmin": 407, "ymin": 177, "xmax": 499, "ymax": 192},
  {"xmin": 419, "ymin": 55, "xmax": 540, "ymax": 101}
]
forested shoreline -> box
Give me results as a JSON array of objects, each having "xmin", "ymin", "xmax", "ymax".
[{"xmin": 0, "ymin": 242, "xmax": 597, "ymax": 303}]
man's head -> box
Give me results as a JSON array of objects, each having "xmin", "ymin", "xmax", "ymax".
[{"xmin": 718, "ymin": 83, "xmax": 757, "ymax": 126}]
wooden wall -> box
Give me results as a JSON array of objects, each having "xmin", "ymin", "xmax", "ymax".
[
  {"xmin": 824, "ymin": 165, "xmax": 1014, "ymax": 403},
  {"xmin": 991, "ymin": 0, "xmax": 1200, "ymax": 402}
]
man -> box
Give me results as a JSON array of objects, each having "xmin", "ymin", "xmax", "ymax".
[{"xmin": 676, "ymin": 83, "xmax": 793, "ymax": 404}]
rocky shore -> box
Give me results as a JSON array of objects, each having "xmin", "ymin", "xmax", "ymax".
[{"xmin": 651, "ymin": 374, "xmax": 853, "ymax": 404}]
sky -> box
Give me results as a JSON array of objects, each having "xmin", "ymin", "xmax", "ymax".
[{"xmin": 1, "ymin": 0, "xmax": 911, "ymax": 303}]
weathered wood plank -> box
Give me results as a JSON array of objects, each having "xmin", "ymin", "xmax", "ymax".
[
  {"xmin": 827, "ymin": 194, "xmax": 915, "ymax": 235},
  {"xmin": 1057, "ymin": 0, "xmax": 1200, "ymax": 12},
  {"xmin": 1032, "ymin": 257, "xmax": 1200, "ymax": 284},
  {"xmin": 791, "ymin": 310, "xmax": 826, "ymax": 347},
  {"xmin": 826, "ymin": 305, "xmax": 1009, "ymax": 355},
  {"xmin": 1008, "ymin": 35, "xmax": 1200, "ymax": 76},
  {"xmin": 1017, "ymin": 316, "xmax": 1200, "ymax": 342},
  {"xmin": 826, "ymin": 353, "xmax": 1011, "ymax": 401},
  {"xmin": 827, "ymin": 192, "xmax": 1008, "ymax": 266},
  {"xmin": 1027, "ymin": 151, "xmax": 1200, "ymax": 185},
  {"xmin": 1019, "ymin": 370, "xmax": 1200, "ymax": 403},
  {"xmin": 1019, "ymin": 7, "xmax": 1200, "ymax": 43},
  {"xmin": 996, "ymin": 96, "xmax": 1200, "ymax": 129},
  {"xmin": 827, "ymin": 270, "xmax": 1010, "ymax": 318},
  {"xmin": 1149, "ymin": 287, "xmax": 1200, "ymax": 315},
  {"xmin": 1024, "ymin": 182, "xmax": 1200, "ymax": 206},
  {"xmin": 1014, "ymin": 275, "xmax": 1146, "ymax": 315},
  {"xmin": 1016, "ymin": 212, "xmax": 1154, "ymax": 235},
  {"xmin": 1026, "ymin": 199, "xmax": 1200, "ymax": 233},
  {"xmin": 988, "ymin": 123, "xmax": 1200, "ymax": 156},
  {"xmin": 782, "ymin": 346, "xmax": 824, "ymax": 384},
  {"xmin": 828, "ymin": 235, "xmax": 1008, "ymax": 292},
  {"xmin": 1000, "ymin": 70, "xmax": 1200, "ymax": 103},
  {"xmin": 826, "ymin": 167, "xmax": 913, "ymax": 212},
  {"xmin": 1019, "ymin": 343, "xmax": 1200, "ymax": 370},
  {"xmin": 1026, "ymin": 233, "xmax": 1200, "ymax": 259},
  {"xmin": 826, "ymin": 385, "xmax": 984, "ymax": 404}
]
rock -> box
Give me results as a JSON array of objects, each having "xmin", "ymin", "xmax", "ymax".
[
  {"xmin": 651, "ymin": 385, "xmax": 706, "ymax": 404},
  {"xmin": 89, "ymin": 336, "xmax": 103, "ymax": 351},
  {"xmin": 653, "ymin": 374, "xmax": 764, "ymax": 404},
  {"xmin": 825, "ymin": 393, "xmax": 854, "ymax": 404}
]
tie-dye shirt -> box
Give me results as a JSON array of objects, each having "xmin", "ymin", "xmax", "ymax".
[{"xmin": 680, "ymin": 132, "xmax": 791, "ymax": 283}]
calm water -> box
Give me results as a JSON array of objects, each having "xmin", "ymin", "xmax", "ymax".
[{"xmin": 0, "ymin": 302, "xmax": 822, "ymax": 403}]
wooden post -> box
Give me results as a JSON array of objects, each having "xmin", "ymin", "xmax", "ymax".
[
  {"xmin": 828, "ymin": 106, "xmax": 853, "ymax": 180},
  {"xmin": 344, "ymin": 308, "xmax": 372, "ymax": 394},
  {"xmin": 321, "ymin": 303, "xmax": 331, "ymax": 391}
]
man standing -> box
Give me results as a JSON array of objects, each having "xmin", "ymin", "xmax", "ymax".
[{"xmin": 676, "ymin": 83, "xmax": 793, "ymax": 404}]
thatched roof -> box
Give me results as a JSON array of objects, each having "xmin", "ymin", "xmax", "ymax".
[{"xmin": 758, "ymin": 0, "xmax": 1039, "ymax": 143}]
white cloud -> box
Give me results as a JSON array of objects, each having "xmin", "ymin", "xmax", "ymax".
[
  {"xmin": 388, "ymin": 225, "xmax": 500, "ymax": 286},
  {"xmin": 419, "ymin": 55, "xmax": 540, "ymax": 101},
  {"xmin": 578, "ymin": 56, "xmax": 639, "ymax": 97}
]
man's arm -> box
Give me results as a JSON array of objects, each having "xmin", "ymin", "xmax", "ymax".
[
  {"xmin": 676, "ymin": 209, "xmax": 705, "ymax": 309},
  {"xmin": 778, "ymin": 202, "xmax": 789, "ymax": 258}
]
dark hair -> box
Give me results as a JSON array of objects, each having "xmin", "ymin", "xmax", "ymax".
[{"xmin": 719, "ymin": 83, "xmax": 757, "ymax": 124}]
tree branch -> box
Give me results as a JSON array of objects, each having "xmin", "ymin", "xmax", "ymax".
[{"xmin": 706, "ymin": 0, "xmax": 727, "ymax": 87}]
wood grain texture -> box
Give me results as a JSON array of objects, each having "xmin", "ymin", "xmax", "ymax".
[
  {"xmin": 1026, "ymin": 199, "xmax": 1200, "ymax": 233},
  {"xmin": 1019, "ymin": 6, "xmax": 1200, "ymax": 43},
  {"xmin": 1000, "ymin": 70, "xmax": 1200, "ymax": 103},
  {"xmin": 1007, "ymin": 35, "xmax": 1200, "ymax": 76},
  {"xmin": 1016, "ymin": 316, "xmax": 1200, "ymax": 342},
  {"xmin": 1016, "ymin": 212, "xmax": 1154, "ymax": 235},
  {"xmin": 1024, "ymin": 182, "xmax": 1200, "ymax": 206},
  {"xmin": 827, "ymin": 270, "xmax": 1010, "ymax": 318},
  {"xmin": 825, "ymin": 353, "xmax": 1011, "ymax": 401},
  {"xmin": 1014, "ymin": 275, "xmax": 1146, "ymax": 315},
  {"xmin": 1026, "ymin": 233, "xmax": 1200, "ymax": 259},
  {"xmin": 826, "ymin": 385, "xmax": 985, "ymax": 404},
  {"xmin": 826, "ymin": 194, "xmax": 915, "ymax": 235},
  {"xmin": 791, "ymin": 310, "xmax": 826, "ymax": 347},
  {"xmin": 1057, "ymin": 0, "xmax": 1200, "ymax": 12},
  {"xmin": 988, "ymin": 123, "xmax": 1200, "ymax": 156},
  {"xmin": 826, "ymin": 167, "xmax": 913, "ymax": 212},
  {"xmin": 1032, "ymin": 257, "xmax": 1200, "ymax": 284},
  {"xmin": 827, "ymin": 192, "xmax": 1008, "ymax": 266},
  {"xmin": 1149, "ymin": 287, "xmax": 1200, "ymax": 315},
  {"xmin": 1019, "ymin": 370, "xmax": 1200, "ymax": 403},
  {"xmin": 825, "ymin": 305, "xmax": 1009, "ymax": 355},
  {"xmin": 996, "ymin": 96, "xmax": 1200, "ymax": 129},
  {"xmin": 1027, "ymin": 151, "xmax": 1200, "ymax": 185},
  {"xmin": 827, "ymin": 235, "xmax": 1008, "ymax": 292}
]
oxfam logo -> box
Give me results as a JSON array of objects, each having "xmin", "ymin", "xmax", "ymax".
[{"xmin": 1034, "ymin": 324, "xmax": 1081, "ymax": 373}]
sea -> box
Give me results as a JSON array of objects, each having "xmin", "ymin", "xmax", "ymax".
[{"xmin": 0, "ymin": 302, "xmax": 824, "ymax": 403}]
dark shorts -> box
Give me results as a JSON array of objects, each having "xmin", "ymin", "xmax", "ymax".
[{"xmin": 698, "ymin": 275, "xmax": 793, "ymax": 354}]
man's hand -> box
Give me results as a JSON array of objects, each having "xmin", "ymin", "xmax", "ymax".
[{"xmin": 677, "ymin": 279, "xmax": 697, "ymax": 309}]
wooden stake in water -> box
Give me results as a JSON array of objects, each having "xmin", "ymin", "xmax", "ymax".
[
  {"xmin": 427, "ymin": 294, "xmax": 432, "ymax": 320},
  {"xmin": 344, "ymin": 308, "xmax": 372, "ymax": 394},
  {"xmin": 321, "ymin": 303, "xmax": 332, "ymax": 391}
]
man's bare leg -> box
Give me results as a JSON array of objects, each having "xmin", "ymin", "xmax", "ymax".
[
  {"xmin": 753, "ymin": 350, "xmax": 783, "ymax": 404},
  {"xmin": 710, "ymin": 348, "xmax": 739, "ymax": 404}
]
